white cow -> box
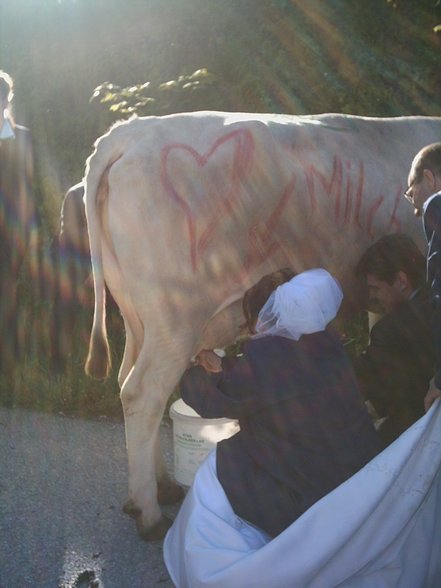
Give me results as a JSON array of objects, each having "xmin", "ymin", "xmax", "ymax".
[{"xmin": 84, "ymin": 112, "xmax": 441, "ymax": 540}]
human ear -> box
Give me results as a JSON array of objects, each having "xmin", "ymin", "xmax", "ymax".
[
  {"xmin": 395, "ymin": 270, "xmax": 410, "ymax": 293},
  {"xmin": 423, "ymin": 168, "xmax": 437, "ymax": 191}
]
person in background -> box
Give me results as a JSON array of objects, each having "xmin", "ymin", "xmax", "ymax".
[
  {"xmin": 48, "ymin": 181, "xmax": 122, "ymax": 373},
  {"xmin": 49, "ymin": 182, "xmax": 91, "ymax": 372},
  {"xmin": 0, "ymin": 70, "xmax": 38, "ymax": 374},
  {"xmin": 178, "ymin": 267, "xmax": 381, "ymax": 538},
  {"xmin": 405, "ymin": 143, "xmax": 441, "ymax": 411},
  {"xmin": 353, "ymin": 234, "xmax": 435, "ymax": 446}
]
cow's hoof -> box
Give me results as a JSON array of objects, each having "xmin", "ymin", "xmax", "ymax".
[
  {"xmin": 157, "ymin": 480, "xmax": 185, "ymax": 505},
  {"xmin": 136, "ymin": 514, "xmax": 173, "ymax": 542},
  {"xmin": 122, "ymin": 499, "xmax": 141, "ymax": 519}
]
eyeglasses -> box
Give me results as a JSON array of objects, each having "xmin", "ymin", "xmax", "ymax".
[
  {"xmin": 403, "ymin": 180, "xmax": 419, "ymax": 203},
  {"xmin": 403, "ymin": 186, "xmax": 414, "ymax": 203}
]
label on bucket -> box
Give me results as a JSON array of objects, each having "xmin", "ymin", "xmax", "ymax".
[
  {"xmin": 170, "ymin": 399, "xmax": 239, "ymax": 487},
  {"xmin": 173, "ymin": 432, "xmax": 217, "ymax": 487}
]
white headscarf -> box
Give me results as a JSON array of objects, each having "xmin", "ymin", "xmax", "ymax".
[{"xmin": 254, "ymin": 268, "xmax": 343, "ymax": 341}]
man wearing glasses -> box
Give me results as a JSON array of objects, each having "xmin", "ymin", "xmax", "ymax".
[{"xmin": 406, "ymin": 143, "xmax": 441, "ymax": 411}]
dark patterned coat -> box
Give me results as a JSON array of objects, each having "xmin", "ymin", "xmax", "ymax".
[
  {"xmin": 0, "ymin": 125, "xmax": 37, "ymax": 370},
  {"xmin": 49, "ymin": 182, "xmax": 121, "ymax": 372},
  {"xmin": 49, "ymin": 182, "xmax": 92, "ymax": 371},
  {"xmin": 423, "ymin": 192, "xmax": 441, "ymax": 389},
  {"xmin": 180, "ymin": 329, "xmax": 382, "ymax": 537}
]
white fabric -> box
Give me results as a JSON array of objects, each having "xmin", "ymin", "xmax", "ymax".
[
  {"xmin": 164, "ymin": 400, "xmax": 441, "ymax": 588},
  {"xmin": 254, "ymin": 268, "xmax": 343, "ymax": 341},
  {"xmin": 0, "ymin": 115, "xmax": 15, "ymax": 140}
]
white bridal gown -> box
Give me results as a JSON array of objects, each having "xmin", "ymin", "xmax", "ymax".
[{"xmin": 164, "ymin": 401, "xmax": 441, "ymax": 588}]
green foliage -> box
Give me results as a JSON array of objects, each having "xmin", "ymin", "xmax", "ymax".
[
  {"xmin": 91, "ymin": 69, "xmax": 217, "ymax": 118},
  {"xmin": 2, "ymin": 0, "xmax": 439, "ymax": 193},
  {"xmin": 340, "ymin": 314, "xmax": 370, "ymax": 362},
  {"xmin": 0, "ymin": 304, "xmax": 124, "ymax": 422},
  {"xmin": 0, "ymin": 0, "xmax": 439, "ymax": 420},
  {"xmin": 0, "ymin": 356, "xmax": 122, "ymax": 422}
]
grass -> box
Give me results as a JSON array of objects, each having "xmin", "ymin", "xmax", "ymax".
[
  {"xmin": 0, "ymin": 294, "xmax": 124, "ymax": 422},
  {"xmin": 0, "ymin": 297, "xmax": 370, "ymax": 423},
  {"xmin": 0, "ymin": 353, "xmax": 123, "ymax": 422}
]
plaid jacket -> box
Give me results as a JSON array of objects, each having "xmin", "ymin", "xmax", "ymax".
[{"xmin": 180, "ymin": 328, "xmax": 381, "ymax": 537}]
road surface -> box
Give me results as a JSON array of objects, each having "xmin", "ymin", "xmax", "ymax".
[{"xmin": 0, "ymin": 406, "xmax": 180, "ymax": 588}]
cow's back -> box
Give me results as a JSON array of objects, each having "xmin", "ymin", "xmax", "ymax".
[{"xmin": 86, "ymin": 112, "xmax": 441, "ymax": 359}]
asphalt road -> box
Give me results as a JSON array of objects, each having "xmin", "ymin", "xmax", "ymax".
[{"xmin": 0, "ymin": 407, "xmax": 180, "ymax": 588}]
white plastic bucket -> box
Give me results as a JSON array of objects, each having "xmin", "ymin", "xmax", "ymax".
[{"xmin": 169, "ymin": 398, "xmax": 240, "ymax": 487}]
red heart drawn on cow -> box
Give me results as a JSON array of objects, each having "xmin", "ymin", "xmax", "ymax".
[{"xmin": 160, "ymin": 128, "xmax": 254, "ymax": 271}]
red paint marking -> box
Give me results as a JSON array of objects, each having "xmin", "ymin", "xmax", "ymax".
[
  {"xmin": 304, "ymin": 169, "xmax": 317, "ymax": 211},
  {"xmin": 353, "ymin": 161, "xmax": 364, "ymax": 229},
  {"xmin": 386, "ymin": 188, "xmax": 403, "ymax": 233},
  {"xmin": 161, "ymin": 128, "xmax": 406, "ymax": 276},
  {"xmin": 160, "ymin": 129, "xmax": 254, "ymax": 271},
  {"xmin": 343, "ymin": 160, "xmax": 352, "ymax": 224},
  {"xmin": 333, "ymin": 158, "xmax": 343, "ymax": 220},
  {"xmin": 303, "ymin": 156, "xmax": 342, "ymax": 213},
  {"xmin": 243, "ymin": 175, "xmax": 296, "ymax": 273},
  {"xmin": 366, "ymin": 195, "xmax": 385, "ymax": 238},
  {"xmin": 303, "ymin": 156, "xmax": 367, "ymax": 230}
]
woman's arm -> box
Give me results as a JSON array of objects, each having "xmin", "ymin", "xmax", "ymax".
[{"xmin": 180, "ymin": 345, "xmax": 258, "ymax": 419}]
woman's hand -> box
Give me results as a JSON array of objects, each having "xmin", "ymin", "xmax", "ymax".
[{"xmin": 194, "ymin": 350, "xmax": 222, "ymax": 373}]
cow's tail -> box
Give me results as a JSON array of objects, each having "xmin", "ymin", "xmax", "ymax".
[
  {"xmin": 84, "ymin": 164, "xmax": 111, "ymax": 379},
  {"xmin": 83, "ymin": 132, "xmax": 124, "ymax": 379}
]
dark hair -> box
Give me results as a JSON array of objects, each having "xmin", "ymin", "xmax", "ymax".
[
  {"xmin": 355, "ymin": 233, "xmax": 425, "ymax": 289},
  {"xmin": 242, "ymin": 267, "xmax": 296, "ymax": 333},
  {"xmin": 0, "ymin": 70, "xmax": 13, "ymax": 103},
  {"xmin": 412, "ymin": 142, "xmax": 441, "ymax": 182}
]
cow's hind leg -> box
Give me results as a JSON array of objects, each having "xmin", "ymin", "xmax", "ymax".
[
  {"xmin": 156, "ymin": 434, "xmax": 185, "ymax": 505},
  {"xmin": 119, "ymin": 327, "xmax": 184, "ymax": 518},
  {"xmin": 122, "ymin": 434, "xmax": 184, "ymax": 519},
  {"xmin": 119, "ymin": 341, "xmax": 189, "ymax": 540}
]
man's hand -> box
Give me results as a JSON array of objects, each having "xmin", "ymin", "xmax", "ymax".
[
  {"xmin": 424, "ymin": 378, "xmax": 441, "ymax": 412},
  {"xmin": 194, "ymin": 350, "xmax": 222, "ymax": 373}
]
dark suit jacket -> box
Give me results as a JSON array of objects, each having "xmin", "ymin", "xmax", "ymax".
[
  {"xmin": 423, "ymin": 192, "xmax": 441, "ymax": 389},
  {"xmin": 353, "ymin": 288, "xmax": 435, "ymax": 443},
  {"xmin": 181, "ymin": 329, "xmax": 381, "ymax": 537}
]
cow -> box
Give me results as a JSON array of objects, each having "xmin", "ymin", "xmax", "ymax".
[{"xmin": 83, "ymin": 111, "xmax": 441, "ymax": 540}]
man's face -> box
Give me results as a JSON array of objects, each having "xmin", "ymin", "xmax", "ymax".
[
  {"xmin": 366, "ymin": 274, "xmax": 405, "ymax": 314},
  {"xmin": 405, "ymin": 164, "xmax": 440, "ymax": 216}
]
